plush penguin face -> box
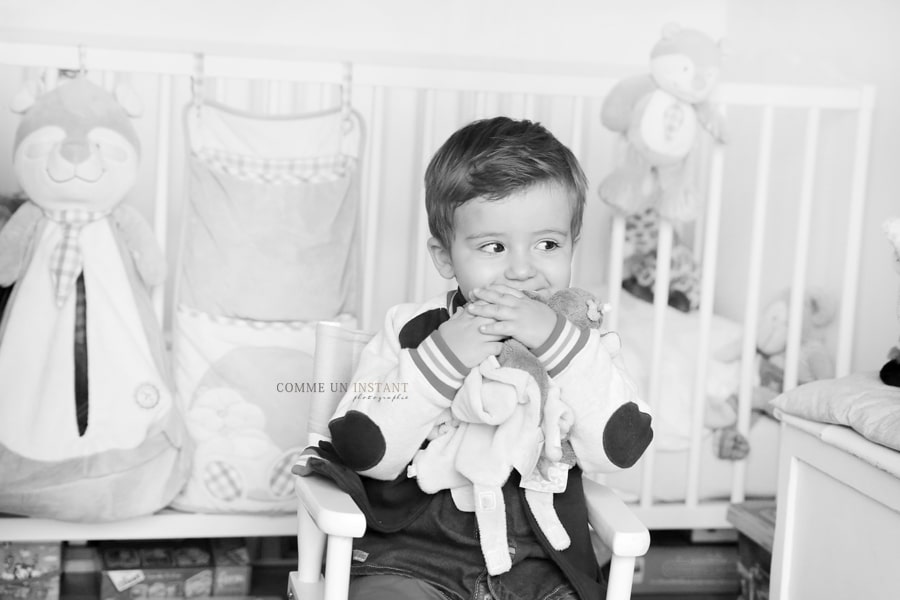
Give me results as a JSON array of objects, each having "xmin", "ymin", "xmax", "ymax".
[
  {"xmin": 649, "ymin": 24, "xmax": 723, "ymax": 104},
  {"xmin": 12, "ymin": 76, "xmax": 141, "ymax": 213}
]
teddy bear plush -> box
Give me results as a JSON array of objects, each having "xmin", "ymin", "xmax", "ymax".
[
  {"xmin": 881, "ymin": 217, "xmax": 900, "ymax": 387},
  {"xmin": 407, "ymin": 288, "xmax": 614, "ymax": 574},
  {"xmin": 0, "ymin": 73, "xmax": 191, "ymax": 521},
  {"xmin": 709, "ymin": 287, "xmax": 836, "ymax": 459},
  {"xmin": 599, "ymin": 23, "xmax": 726, "ymax": 223}
]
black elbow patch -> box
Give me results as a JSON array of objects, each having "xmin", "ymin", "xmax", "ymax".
[
  {"xmin": 603, "ymin": 402, "xmax": 653, "ymax": 468},
  {"xmin": 329, "ymin": 410, "xmax": 387, "ymax": 472}
]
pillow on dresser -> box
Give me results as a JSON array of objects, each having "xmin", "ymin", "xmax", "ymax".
[{"xmin": 770, "ymin": 371, "xmax": 900, "ymax": 451}]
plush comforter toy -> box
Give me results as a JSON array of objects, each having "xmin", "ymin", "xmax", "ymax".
[
  {"xmin": 0, "ymin": 74, "xmax": 191, "ymax": 521},
  {"xmin": 599, "ymin": 24, "xmax": 726, "ymax": 223},
  {"xmin": 407, "ymin": 288, "xmax": 618, "ymax": 575}
]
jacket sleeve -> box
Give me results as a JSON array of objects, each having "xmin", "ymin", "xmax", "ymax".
[
  {"xmin": 532, "ymin": 315, "xmax": 654, "ymax": 475},
  {"xmin": 327, "ymin": 302, "xmax": 469, "ymax": 481}
]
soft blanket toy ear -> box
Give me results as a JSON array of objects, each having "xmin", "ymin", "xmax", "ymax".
[
  {"xmin": 881, "ymin": 217, "xmax": 900, "ymax": 387},
  {"xmin": 599, "ymin": 23, "xmax": 726, "ymax": 223},
  {"xmin": 0, "ymin": 74, "xmax": 190, "ymax": 521},
  {"xmin": 408, "ymin": 288, "xmax": 608, "ymax": 575}
]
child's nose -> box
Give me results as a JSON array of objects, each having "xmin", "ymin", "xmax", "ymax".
[{"xmin": 505, "ymin": 251, "xmax": 536, "ymax": 280}]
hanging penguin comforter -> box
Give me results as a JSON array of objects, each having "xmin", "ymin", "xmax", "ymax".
[{"xmin": 0, "ymin": 76, "xmax": 191, "ymax": 522}]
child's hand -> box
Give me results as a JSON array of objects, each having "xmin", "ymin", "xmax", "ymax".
[
  {"xmin": 465, "ymin": 285, "xmax": 557, "ymax": 349},
  {"xmin": 438, "ymin": 307, "xmax": 505, "ymax": 368}
]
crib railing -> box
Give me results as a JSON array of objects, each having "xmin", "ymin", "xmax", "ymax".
[{"xmin": 0, "ymin": 40, "xmax": 876, "ymax": 530}]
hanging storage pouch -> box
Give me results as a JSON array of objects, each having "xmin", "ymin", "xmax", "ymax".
[{"xmin": 171, "ymin": 98, "xmax": 363, "ymax": 513}]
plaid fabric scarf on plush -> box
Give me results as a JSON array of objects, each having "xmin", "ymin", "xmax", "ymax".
[{"xmin": 44, "ymin": 209, "xmax": 109, "ymax": 307}]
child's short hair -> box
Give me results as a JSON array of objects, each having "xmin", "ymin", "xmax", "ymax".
[{"xmin": 424, "ymin": 116, "xmax": 588, "ymax": 249}]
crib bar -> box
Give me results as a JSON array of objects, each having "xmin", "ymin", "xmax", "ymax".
[
  {"xmin": 783, "ymin": 108, "xmax": 821, "ymax": 391},
  {"xmin": 152, "ymin": 73, "xmax": 174, "ymax": 324},
  {"xmin": 836, "ymin": 86, "xmax": 877, "ymax": 375},
  {"xmin": 732, "ymin": 104, "xmax": 776, "ymax": 503},
  {"xmin": 265, "ymin": 79, "xmax": 286, "ymax": 113},
  {"xmin": 716, "ymin": 82, "xmax": 869, "ymax": 110},
  {"xmin": 686, "ymin": 143, "xmax": 727, "ymax": 507},
  {"xmin": 360, "ymin": 86, "xmax": 386, "ymax": 330},
  {"xmin": 605, "ymin": 215, "xmax": 626, "ymax": 333},
  {"xmin": 1, "ymin": 39, "xmax": 873, "ymax": 111},
  {"xmin": 639, "ymin": 221, "xmax": 674, "ymax": 508},
  {"xmin": 413, "ymin": 89, "xmax": 437, "ymax": 303},
  {"xmin": 570, "ymin": 96, "xmax": 587, "ymax": 284}
]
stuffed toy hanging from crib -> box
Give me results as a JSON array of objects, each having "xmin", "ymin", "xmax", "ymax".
[
  {"xmin": 0, "ymin": 72, "xmax": 192, "ymax": 521},
  {"xmin": 599, "ymin": 23, "xmax": 727, "ymax": 223},
  {"xmin": 881, "ymin": 217, "xmax": 900, "ymax": 387}
]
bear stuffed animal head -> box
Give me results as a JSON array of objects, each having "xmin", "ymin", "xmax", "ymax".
[
  {"xmin": 650, "ymin": 23, "xmax": 724, "ymax": 105},
  {"xmin": 11, "ymin": 74, "xmax": 142, "ymax": 213}
]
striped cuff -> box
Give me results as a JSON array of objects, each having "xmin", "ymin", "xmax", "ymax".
[
  {"xmin": 409, "ymin": 329, "xmax": 469, "ymax": 400},
  {"xmin": 532, "ymin": 314, "xmax": 589, "ymax": 377}
]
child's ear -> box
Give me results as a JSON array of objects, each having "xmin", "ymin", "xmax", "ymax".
[{"xmin": 427, "ymin": 237, "xmax": 456, "ymax": 280}]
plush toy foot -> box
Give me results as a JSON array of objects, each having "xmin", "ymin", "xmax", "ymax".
[
  {"xmin": 715, "ymin": 427, "xmax": 750, "ymax": 460},
  {"xmin": 622, "ymin": 277, "xmax": 653, "ymax": 303},
  {"xmin": 880, "ymin": 359, "xmax": 900, "ymax": 387},
  {"xmin": 668, "ymin": 289, "xmax": 692, "ymax": 313}
]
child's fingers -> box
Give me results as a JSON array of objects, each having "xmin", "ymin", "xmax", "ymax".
[
  {"xmin": 485, "ymin": 341, "xmax": 505, "ymax": 356},
  {"xmin": 478, "ymin": 320, "xmax": 512, "ymax": 337},
  {"xmin": 470, "ymin": 286, "xmax": 523, "ymax": 305},
  {"xmin": 466, "ymin": 300, "xmax": 513, "ymax": 321}
]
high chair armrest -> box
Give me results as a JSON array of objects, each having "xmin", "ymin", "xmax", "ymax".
[
  {"xmin": 583, "ymin": 477, "xmax": 650, "ymax": 558},
  {"xmin": 295, "ymin": 473, "xmax": 366, "ymax": 538}
]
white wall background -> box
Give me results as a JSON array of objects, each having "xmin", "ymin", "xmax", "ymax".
[{"xmin": 0, "ymin": 0, "xmax": 896, "ymax": 373}]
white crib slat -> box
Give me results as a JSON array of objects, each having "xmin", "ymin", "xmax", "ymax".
[
  {"xmin": 605, "ymin": 214, "xmax": 626, "ymax": 333},
  {"xmin": 686, "ymin": 143, "xmax": 726, "ymax": 507},
  {"xmin": 265, "ymin": 79, "xmax": 286, "ymax": 114},
  {"xmin": 783, "ymin": 108, "xmax": 820, "ymax": 391},
  {"xmin": 570, "ymin": 96, "xmax": 587, "ymax": 285},
  {"xmin": 639, "ymin": 220, "xmax": 673, "ymax": 509},
  {"xmin": 474, "ymin": 91, "xmax": 489, "ymax": 119},
  {"xmin": 413, "ymin": 89, "xmax": 437, "ymax": 303},
  {"xmin": 837, "ymin": 86, "xmax": 877, "ymax": 376},
  {"xmin": 732, "ymin": 104, "xmax": 775, "ymax": 503},
  {"xmin": 152, "ymin": 73, "xmax": 174, "ymax": 325},
  {"xmin": 360, "ymin": 86, "xmax": 386, "ymax": 330},
  {"xmin": 524, "ymin": 94, "xmax": 537, "ymax": 120}
]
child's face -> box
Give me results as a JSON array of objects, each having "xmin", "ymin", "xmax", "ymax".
[{"xmin": 428, "ymin": 182, "xmax": 575, "ymax": 300}]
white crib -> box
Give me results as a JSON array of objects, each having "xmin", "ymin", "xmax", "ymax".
[{"xmin": 0, "ymin": 37, "xmax": 876, "ymax": 539}]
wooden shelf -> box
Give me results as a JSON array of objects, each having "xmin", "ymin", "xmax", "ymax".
[{"xmin": 0, "ymin": 510, "xmax": 297, "ymax": 542}]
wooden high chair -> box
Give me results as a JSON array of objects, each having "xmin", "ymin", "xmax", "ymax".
[{"xmin": 288, "ymin": 321, "xmax": 650, "ymax": 600}]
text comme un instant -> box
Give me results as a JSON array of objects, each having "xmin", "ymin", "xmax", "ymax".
[{"xmin": 276, "ymin": 381, "xmax": 410, "ymax": 394}]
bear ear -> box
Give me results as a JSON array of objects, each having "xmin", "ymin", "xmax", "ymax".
[
  {"xmin": 115, "ymin": 83, "xmax": 143, "ymax": 118},
  {"xmin": 10, "ymin": 79, "xmax": 44, "ymax": 114},
  {"xmin": 660, "ymin": 22, "xmax": 682, "ymax": 40}
]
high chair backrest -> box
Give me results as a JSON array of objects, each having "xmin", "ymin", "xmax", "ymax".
[{"xmin": 308, "ymin": 321, "xmax": 375, "ymax": 446}]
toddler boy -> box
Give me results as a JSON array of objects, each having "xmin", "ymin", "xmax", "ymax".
[{"xmin": 304, "ymin": 116, "xmax": 653, "ymax": 600}]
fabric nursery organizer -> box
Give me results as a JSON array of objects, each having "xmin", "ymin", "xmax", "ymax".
[
  {"xmin": 171, "ymin": 96, "xmax": 363, "ymax": 514},
  {"xmin": 0, "ymin": 38, "xmax": 877, "ymax": 544}
]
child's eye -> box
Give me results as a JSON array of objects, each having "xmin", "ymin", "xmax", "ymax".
[
  {"xmin": 479, "ymin": 242, "xmax": 505, "ymax": 253},
  {"xmin": 536, "ymin": 240, "xmax": 561, "ymax": 251}
]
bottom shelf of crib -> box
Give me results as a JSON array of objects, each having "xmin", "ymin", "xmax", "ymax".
[{"xmin": 0, "ymin": 509, "xmax": 297, "ymax": 542}]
